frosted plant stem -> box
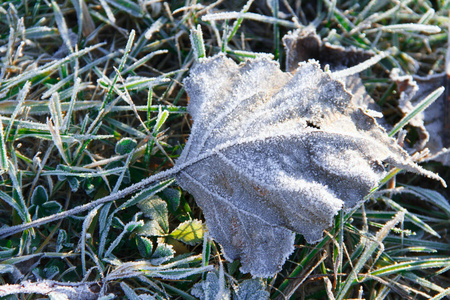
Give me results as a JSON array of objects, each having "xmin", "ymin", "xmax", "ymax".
[{"xmin": 0, "ymin": 166, "xmax": 181, "ymax": 239}]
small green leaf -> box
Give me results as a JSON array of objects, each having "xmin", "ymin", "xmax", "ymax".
[
  {"xmin": 31, "ymin": 185, "xmax": 48, "ymax": 206},
  {"xmin": 138, "ymin": 219, "xmax": 166, "ymax": 237},
  {"xmin": 150, "ymin": 240, "xmax": 174, "ymax": 265},
  {"xmin": 138, "ymin": 196, "xmax": 169, "ymax": 234},
  {"xmin": 41, "ymin": 201, "xmax": 62, "ymax": 216},
  {"xmin": 56, "ymin": 165, "xmax": 80, "ymax": 192},
  {"xmin": 191, "ymin": 272, "xmax": 230, "ymax": 300},
  {"xmin": 136, "ymin": 236, "xmax": 153, "ymax": 258},
  {"xmin": 169, "ymin": 219, "xmax": 204, "ymax": 246},
  {"xmin": 56, "ymin": 230, "xmax": 67, "ymax": 253},
  {"xmin": 115, "ymin": 137, "xmax": 137, "ymax": 155},
  {"xmin": 67, "ymin": 176, "xmax": 80, "ymax": 192},
  {"xmin": 161, "ymin": 188, "xmax": 181, "ymax": 211}
]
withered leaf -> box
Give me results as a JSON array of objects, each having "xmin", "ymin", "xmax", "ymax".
[
  {"xmin": 175, "ymin": 54, "xmax": 444, "ymax": 277},
  {"xmin": 391, "ymin": 69, "xmax": 450, "ymax": 165},
  {"xmin": 283, "ymin": 28, "xmax": 381, "ymax": 113},
  {"xmin": 282, "ymin": 27, "xmax": 373, "ymax": 73}
]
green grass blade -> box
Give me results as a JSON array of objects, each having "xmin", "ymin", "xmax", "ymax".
[
  {"xmin": 389, "ymin": 86, "xmax": 444, "ymax": 137},
  {"xmin": 382, "ymin": 197, "xmax": 441, "ymax": 238},
  {"xmin": 190, "ymin": 25, "xmax": 206, "ymax": 59},
  {"xmin": 336, "ymin": 210, "xmax": 405, "ymax": 300}
]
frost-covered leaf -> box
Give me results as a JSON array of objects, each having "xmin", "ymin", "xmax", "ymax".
[
  {"xmin": 160, "ymin": 188, "xmax": 181, "ymax": 211},
  {"xmin": 137, "ymin": 236, "xmax": 153, "ymax": 258},
  {"xmin": 137, "ymin": 196, "xmax": 169, "ymax": 234},
  {"xmin": 115, "ymin": 137, "xmax": 137, "ymax": 155},
  {"xmin": 31, "ymin": 185, "xmax": 48, "ymax": 206},
  {"xmin": 56, "ymin": 165, "xmax": 80, "ymax": 192},
  {"xmin": 283, "ymin": 27, "xmax": 373, "ymax": 72},
  {"xmin": 169, "ymin": 219, "xmax": 204, "ymax": 245},
  {"xmin": 29, "ymin": 185, "xmax": 62, "ymax": 219},
  {"xmin": 390, "ymin": 69, "xmax": 449, "ymax": 165},
  {"xmin": 191, "ymin": 272, "xmax": 230, "ymax": 300},
  {"xmin": 233, "ymin": 279, "xmax": 269, "ymax": 300},
  {"xmin": 150, "ymin": 239, "xmax": 174, "ymax": 265},
  {"xmin": 175, "ymin": 53, "xmax": 444, "ymax": 277},
  {"xmin": 121, "ymin": 282, "xmax": 139, "ymax": 300},
  {"xmin": 138, "ymin": 219, "xmax": 166, "ymax": 236}
]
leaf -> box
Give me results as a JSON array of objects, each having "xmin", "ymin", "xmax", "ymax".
[
  {"xmin": 191, "ymin": 272, "xmax": 230, "ymax": 300},
  {"xmin": 390, "ymin": 69, "xmax": 449, "ymax": 164},
  {"xmin": 283, "ymin": 28, "xmax": 381, "ymax": 113},
  {"xmin": 56, "ymin": 164, "xmax": 80, "ymax": 192},
  {"xmin": 137, "ymin": 236, "xmax": 153, "ymax": 258},
  {"xmin": 234, "ymin": 279, "xmax": 269, "ymax": 300},
  {"xmin": 160, "ymin": 188, "xmax": 181, "ymax": 211},
  {"xmin": 283, "ymin": 27, "xmax": 373, "ymax": 72},
  {"xmin": 175, "ymin": 54, "xmax": 445, "ymax": 277},
  {"xmin": 30, "ymin": 185, "xmax": 48, "ymax": 206},
  {"xmin": 29, "ymin": 185, "xmax": 61, "ymax": 219},
  {"xmin": 115, "ymin": 137, "xmax": 137, "ymax": 155},
  {"xmin": 191, "ymin": 272, "xmax": 268, "ymax": 300},
  {"xmin": 150, "ymin": 239, "xmax": 174, "ymax": 265},
  {"xmin": 169, "ymin": 219, "xmax": 204, "ymax": 245},
  {"xmin": 137, "ymin": 196, "xmax": 169, "ymax": 234}
]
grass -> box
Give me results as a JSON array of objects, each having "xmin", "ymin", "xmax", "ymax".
[{"xmin": 0, "ymin": 0, "xmax": 449, "ymax": 299}]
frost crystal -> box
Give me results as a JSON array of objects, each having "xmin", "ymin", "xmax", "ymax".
[{"xmin": 175, "ymin": 54, "xmax": 444, "ymax": 277}]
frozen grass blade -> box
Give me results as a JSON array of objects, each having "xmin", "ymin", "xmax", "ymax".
[
  {"xmin": 99, "ymin": 0, "xmax": 116, "ymax": 23},
  {"xmin": 270, "ymin": 0, "xmax": 280, "ymax": 60},
  {"xmin": 382, "ymin": 197, "xmax": 441, "ymax": 238},
  {"xmin": 62, "ymin": 77, "xmax": 81, "ymax": 133},
  {"xmin": 104, "ymin": 220, "xmax": 143, "ymax": 258},
  {"xmin": 81, "ymin": 206, "xmax": 100, "ymax": 275},
  {"xmin": 2, "ymin": 160, "xmax": 34, "ymax": 227},
  {"xmin": 1, "ymin": 43, "xmax": 104, "ymax": 92},
  {"xmin": 397, "ymin": 185, "xmax": 450, "ymax": 216},
  {"xmin": 103, "ymin": 0, "xmax": 143, "ymax": 18},
  {"xmin": 402, "ymin": 272, "xmax": 446, "ymax": 294},
  {"xmin": 4, "ymin": 81, "xmax": 30, "ymax": 139},
  {"xmin": 430, "ymin": 288, "xmax": 450, "ymax": 300},
  {"xmin": 42, "ymin": 52, "xmax": 117, "ymax": 99},
  {"xmin": 0, "ymin": 120, "xmax": 8, "ymax": 172},
  {"xmin": 389, "ymin": 86, "xmax": 444, "ymax": 137},
  {"xmin": 336, "ymin": 210, "xmax": 406, "ymax": 300},
  {"xmin": 369, "ymin": 258, "xmax": 450, "ymax": 277},
  {"xmin": 190, "ymin": 25, "xmax": 206, "ymax": 60},
  {"xmin": 51, "ymin": 0, "xmax": 73, "ymax": 53},
  {"xmin": 122, "ymin": 50, "xmax": 168, "ymax": 75},
  {"xmin": 370, "ymin": 24, "xmax": 441, "ymax": 34},
  {"xmin": 331, "ymin": 51, "xmax": 388, "ymax": 79},
  {"xmin": 144, "ymin": 17, "xmax": 165, "ymax": 40},
  {"xmin": 103, "ymin": 30, "xmax": 135, "ymax": 107},
  {"xmin": 47, "ymin": 118, "xmax": 70, "ymax": 165},
  {"xmin": 226, "ymin": 0, "xmax": 254, "ymax": 43},
  {"xmin": 202, "ymin": 11, "xmax": 298, "ymax": 28}
]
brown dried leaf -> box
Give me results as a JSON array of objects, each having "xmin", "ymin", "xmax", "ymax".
[{"xmin": 390, "ymin": 69, "xmax": 450, "ymax": 165}]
